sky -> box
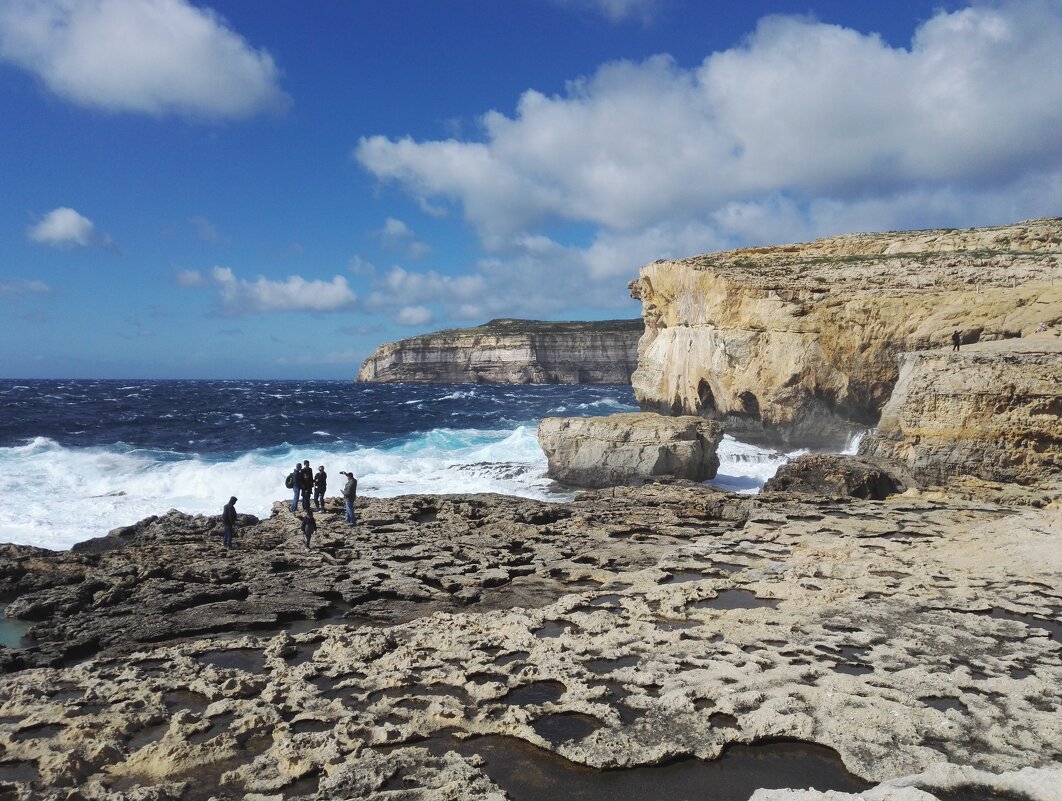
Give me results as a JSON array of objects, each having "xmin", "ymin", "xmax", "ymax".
[{"xmin": 1, "ymin": 0, "xmax": 1059, "ymax": 379}]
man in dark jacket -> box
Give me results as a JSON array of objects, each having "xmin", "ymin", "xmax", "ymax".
[
  {"xmin": 222, "ymin": 496, "xmax": 238, "ymax": 549},
  {"xmin": 341, "ymin": 471, "xmax": 357, "ymax": 526},
  {"xmin": 300, "ymin": 460, "xmax": 314, "ymax": 512},
  {"xmin": 951, "ymin": 330, "xmax": 961, "ymax": 351},
  {"xmin": 313, "ymin": 465, "xmax": 327, "ymax": 511}
]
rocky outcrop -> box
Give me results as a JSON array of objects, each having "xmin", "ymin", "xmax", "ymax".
[
  {"xmin": 858, "ymin": 335, "xmax": 1062, "ymax": 486},
  {"xmin": 763, "ymin": 454, "xmax": 908, "ymax": 499},
  {"xmin": 1, "ymin": 485, "xmax": 1060, "ymax": 798},
  {"xmin": 538, "ymin": 412, "xmax": 723, "ymax": 487},
  {"xmin": 357, "ymin": 318, "xmax": 643, "ymax": 384},
  {"xmin": 628, "ymin": 218, "xmax": 1062, "ymax": 446}
]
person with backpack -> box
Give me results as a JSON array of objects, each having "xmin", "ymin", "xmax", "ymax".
[
  {"xmin": 288, "ymin": 462, "xmax": 302, "ymax": 513},
  {"xmin": 222, "ymin": 496, "xmax": 238, "ymax": 550},
  {"xmin": 299, "ymin": 508, "xmax": 317, "ymax": 550},
  {"xmin": 313, "ymin": 465, "xmax": 327, "ymax": 511},
  {"xmin": 340, "ymin": 471, "xmax": 357, "ymax": 526}
]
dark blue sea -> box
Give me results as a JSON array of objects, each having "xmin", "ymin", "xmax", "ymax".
[{"xmin": 0, "ymin": 380, "xmax": 792, "ymax": 549}]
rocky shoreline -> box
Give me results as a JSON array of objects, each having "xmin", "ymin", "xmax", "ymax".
[{"xmin": 1, "ymin": 481, "xmax": 1060, "ymax": 800}]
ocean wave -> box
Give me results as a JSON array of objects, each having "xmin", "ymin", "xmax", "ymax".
[{"xmin": 0, "ymin": 426, "xmax": 557, "ymax": 550}]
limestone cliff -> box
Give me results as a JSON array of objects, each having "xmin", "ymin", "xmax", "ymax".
[
  {"xmin": 629, "ymin": 218, "xmax": 1062, "ymax": 445},
  {"xmin": 357, "ymin": 318, "xmax": 642, "ymax": 384},
  {"xmin": 858, "ymin": 335, "xmax": 1062, "ymax": 486}
]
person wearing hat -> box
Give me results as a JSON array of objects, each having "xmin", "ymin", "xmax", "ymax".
[
  {"xmin": 340, "ymin": 471, "xmax": 358, "ymax": 526},
  {"xmin": 222, "ymin": 496, "xmax": 238, "ymax": 550}
]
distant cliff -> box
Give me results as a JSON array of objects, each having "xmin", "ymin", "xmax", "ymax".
[
  {"xmin": 629, "ymin": 218, "xmax": 1062, "ymax": 446},
  {"xmin": 356, "ymin": 318, "xmax": 643, "ymax": 384}
]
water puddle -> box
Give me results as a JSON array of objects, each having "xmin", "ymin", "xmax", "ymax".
[
  {"xmin": 290, "ymin": 719, "xmax": 333, "ymax": 735},
  {"xmin": 689, "ymin": 590, "xmax": 781, "ymax": 611},
  {"xmin": 0, "ymin": 604, "xmax": 33, "ymax": 649},
  {"xmin": 501, "ymin": 681, "xmax": 567, "ymax": 707},
  {"xmin": 921, "ymin": 697, "xmax": 965, "ymax": 713},
  {"xmin": 0, "ymin": 761, "xmax": 38, "ymax": 784},
  {"xmin": 535, "ymin": 621, "xmax": 578, "ymax": 638},
  {"xmin": 198, "ymin": 648, "xmax": 266, "ymax": 674},
  {"xmin": 585, "ymin": 655, "xmax": 640, "ymax": 676},
  {"xmin": 163, "ymin": 691, "xmax": 210, "ymax": 716},
  {"xmin": 532, "ymin": 713, "xmax": 604, "ymax": 744},
  {"xmin": 661, "ymin": 570, "xmax": 705, "ymax": 585},
  {"xmin": 495, "ymin": 650, "xmax": 530, "ymax": 667},
  {"xmin": 187, "ymin": 713, "xmax": 235, "ymax": 745},
  {"xmin": 403, "ymin": 734, "xmax": 871, "ymax": 801},
  {"xmin": 656, "ymin": 618, "xmax": 701, "ymax": 632},
  {"xmin": 982, "ymin": 608, "xmax": 1061, "ymax": 643}
]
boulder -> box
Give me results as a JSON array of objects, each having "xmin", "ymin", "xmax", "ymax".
[
  {"xmin": 763, "ymin": 454, "xmax": 908, "ymax": 499},
  {"xmin": 859, "ymin": 335, "xmax": 1062, "ymax": 486},
  {"xmin": 538, "ymin": 412, "xmax": 723, "ymax": 488}
]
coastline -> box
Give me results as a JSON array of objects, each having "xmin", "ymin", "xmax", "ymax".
[{"xmin": 1, "ymin": 481, "xmax": 1059, "ymax": 798}]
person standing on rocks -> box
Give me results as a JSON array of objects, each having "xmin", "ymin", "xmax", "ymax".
[
  {"xmin": 300, "ymin": 508, "xmax": 316, "ymax": 550},
  {"xmin": 313, "ymin": 465, "xmax": 327, "ymax": 511},
  {"xmin": 289, "ymin": 462, "xmax": 302, "ymax": 513},
  {"xmin": 222, "ymin": 496, "xmax": 238, "ymax": 550},
  {"xmin": 341, "ymin": 471, "xmax": 358, "ymax": 526},
  {"xmin": 300, "ymin": 460, "xmax": 314, "ymax": 513},
  {"xmin": 951, "ymin": 330, "xmax": 961, "ymax": 351}
]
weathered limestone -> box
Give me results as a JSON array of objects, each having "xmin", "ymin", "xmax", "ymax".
[
  {"xmin": 356, "ymin": 318, "xmax": 643, "ymax": 384},
  {"xmin": 538, "ymin": 412, "xmax": 723, "ymax": 487},
  {"xmin": 763, "ymin": 454, "xmax": 908, "ymax": 500},
  {"xmin": 628, "ymin": 218, "xmax": 1062, "ymax": 445},
  {"xmin": 1, "ymin": 485, "xmax": 1060, "ymax": 799},
  {"xmin": 859, "ymin": 336, "xmax": 1062, "ymax": 486}
]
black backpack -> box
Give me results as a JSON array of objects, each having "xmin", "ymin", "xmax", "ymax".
[{"xmin": 285, "ymin": 472, "xmax": 295, "ymax": 489}]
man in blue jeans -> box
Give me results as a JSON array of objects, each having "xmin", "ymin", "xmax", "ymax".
[
  {"xmin": 289, "ymin": 461, "xmax": 302, "ymax": 512},
  {"xmin": 222, "ymin": 496, "xmax": 238, "ymax": 549},
  {"xmin": 341, "ymin": 471, "xmax": 357, "ymax": 526}
]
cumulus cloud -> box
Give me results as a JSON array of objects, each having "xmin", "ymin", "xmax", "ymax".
[
  {"xmin": 0, "ymin": 278, "xmax": 52, "ymax": 294},
  {"xmin": 550, "ymin": 0, "xmax": 664, "ymax": 24},
  {"xmin": 395, "ymin": 305, "xmax": 434, "ymax": 326},
  {"xmin": 375, "ymin": 217, "xmax": 432, "ymax": 259},
  {"xmin": 27, "ymin": 207, "xmax": 116, "ymax": 250},
  {"xmin": 357, "ymin": 1, "xmax": 1062, "ymax": 249},
  {"xmin": 0, "ymin": 0, "xmax": 288, "ymax": 118},
  {"xmin": 211, "ymin": 266, "xmax": 357, "ymax": 314}
]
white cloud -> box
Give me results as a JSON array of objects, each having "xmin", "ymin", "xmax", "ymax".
[
  {"xmin": 395, "ymin": 305, "xmax": 434, "ymax": 326},
  {"xmin": 176, "ymin": 268, "xmax": 206, "ymax": 287},
  {"xmin": 375, "ymin": 217, "xmax": 432, "ymax": 259},
  {"xmin": 356, "ymin": 1, "xmax": 1062, "ymax": 247},
  {"xmin": 550, "ymin": 0, "xmax": 663, "ymax": 24},
  {"xmin": 211, "ymin": 266, "xmax": 357, "ymax": 314},
  {"xmin": 0, "ymin": 278, "xmax": 52, "ymax": 294},
  {"xmin": 0, "ymin": 0, "xmax": 288, "ymax": 118},
  {"xmin": 27, "ymin": 207, "xmax": 116, "ymax": 249}
]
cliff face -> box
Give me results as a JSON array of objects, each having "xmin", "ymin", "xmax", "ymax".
[
  {"xmin": 357, "ymin": 318, "xmax": 643, "ymax": 384},
  {"xmin": 858, "ymin": 336, "xmax": 1062, "ymax": 486},
  {"xmin": 629, "ymin": 218, "xmax": 1062, "ymax": 445}
]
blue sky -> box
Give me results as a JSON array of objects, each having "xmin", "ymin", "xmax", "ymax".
[{"xmin": 1, "ymin": 0, "xmax": 1059, "ymax": 379}]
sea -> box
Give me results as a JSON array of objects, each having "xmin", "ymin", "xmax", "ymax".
[{"xmin": 0, "ymin": 380, "xmax": 810, "ymax": 551}]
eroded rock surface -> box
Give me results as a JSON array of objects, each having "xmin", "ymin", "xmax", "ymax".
[
  {"xmin": 356, "ymin": 318, "xmax": 643, "ymax": 384},
  {"xmin": 1, "ymin": 484, "xmax": 1059, "ymax": 800},
  {"xmin": 538, "ymin": 412, "xmax": 723, "ymax": 488},
  {"xmin": 859, "ymin": 336, "xmax": 1062, "ymax": 486},
  {"xmin": 628, "ymin": 218, "xmax": 1062, "ymax": 445}
]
